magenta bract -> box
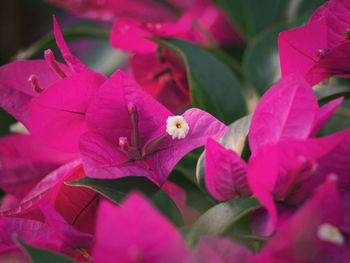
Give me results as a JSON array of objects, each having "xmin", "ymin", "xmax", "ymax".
[
  {"xmin": 0, "ymin": 134, "xmax": 77, "ymax": 199},
  {"xmin": 252, "ymin": 175, "xmax": 350, "ymax": 263},
  {"xmin": 279, "ymin": 0, "xmax": 350, "ymax": 85},
  {"xmin": 80, "ymin": 70, "xmax": 227, "ymax": 185},
  {"xmin": 93, "ymin": 193, "xmax": 190, "ymax": 263}
]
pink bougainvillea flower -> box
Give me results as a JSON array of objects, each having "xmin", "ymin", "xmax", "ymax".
[
  {"xmin": 93, "ymin": 193, "xmax": 190, "ymax": 263},
  {"xmin": 1, "ymin": 160, "xmax": 99, "ymax": 235},
  {"xmin": 279, "ymin": 0, "xmax": 350, "ymax": 85},
  {"xmin": 39, "ymin": 203, "xmax": 93, "ymax": 249},
  {"xmin": 205, "ymin": 74, "xmax": 346, "ymax": 234},
  {"xmin": 248, "ymin": 73, "xmax": 343, "ymax": 153},
  {"xmin": 27, "ymin": 17, "xmax": 107, "ymax": 152},
  {"xmin": 0, "ymin": 59, "xmax": 68, "ymax": 128},
  {"xmin": 205, "ymin": 137, "xmax": 251, "ymax": 201},
  {"xmin": 252, "ymin": 175, "xmax": 350, "ymax": 263},
  {"xmin": 0, "ymin": 17, "xmax": 106, "ymax": 153},
  {"xmin": 28, "ymin": 69, "xmax": 106, "ymax": 152},
  {"xmin": 110, "ymin": 17, "xmax": 193, "ymax": 54},
  {"xmin": 0, "ymin": 203, "xmax": 93, "ymax": 261},
  {"xmin": 79, "ymin": 70, "xmax": 227, "ymax": 185},
  {"xmin": 187, "ymin": 0, "xmax": 244, "ymax": 46},
  {"xmin": 110, "ymin": 0, "xmax": 243, "ymax": 54},
  {"xmin": 0, "ymin": 133, "xmax": 77, "ymax": 199},
  {"xmin": 204, "ymin": 74, "xmax": 342, "ymax": 202},
  {"xmin": 130, "ymin": 50, "xmax": 190, "ymax": 112},
  {"xmin": 248, "ymin": 127, "xmax": 350, "ymax": 235},
  {"xmin": 46, "ymin": 0, "xmax": 195, "ymax": 23},
  {"xmin": 110, "ymin": 0, "xmax": 243, "ymax": 112},
  {"xmin": 191, "ymin": 236, "xmax": 253, "ymax": 263}
]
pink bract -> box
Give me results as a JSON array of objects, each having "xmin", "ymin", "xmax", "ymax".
[
  {"xmin": 0, "ymin": 160, "xmax": 99, "ymax": 235},
  {"xmin": 0, "ymin": 17, "xmax": 106, "ymax": 153},
  {"xmin": 130, "ymin": 51, "xmax": 190, "ymax": 112},
  {"xmin": 192, "ymin": 236, "xmax": 253, "ymax": 263},
  {"xmin": 0, "ymin": 203, "xmax": 92, "ymax": 260},
  {"xmin": 0, "ymin": 60, "xmax": 69, "ymax": 127},
  {"xmin": 93, "ymin": 193, "xmax": 190, "ymax": 263},
  {"xmin": 278, "ymin": 0, "xmax": 350, "ymax": 85},
  {"xmin": 110, "ymin": 0, "xmax": 243, "ymax": 54},
  {"xmin": 205, "ymin": 137, "xmax": 250, "ymax": 201},
  {"xmin": 248, "ymin": 128, "xmax": 350, "ymax": 235},
  {"xmin": 249, "ymin": 73, "xmax": 319, "ymax": 153},
  {"xmin": 79, "ymin": 70, "xmax": 228, "ymax": 185},
  {"xmin": 252, "ymin": 175, "xmax": 350, "ymax": 263},
  {"xmin": 28, "ymin": 71, "xmax": 106, "ymax": 153},
  {"xmin": 0, "ymin": 134, "xmax": 77, "ymax": 199}
]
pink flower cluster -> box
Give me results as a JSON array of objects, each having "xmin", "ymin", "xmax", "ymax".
[{"xmin": 0, "ymin": 0, "xmax": 350, "ymax": 262}]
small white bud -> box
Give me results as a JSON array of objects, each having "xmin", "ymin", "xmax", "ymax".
[
  {"xmin": 9, "ymin": 122, "xmax": 29, "ymax": 134},
  {"xmin": 317, "ymin": 223, "xmax": 344, "ymax": 245},
  {"xmin": 166, "ymin": 116, "xmax": 189, "ymax": 140}
]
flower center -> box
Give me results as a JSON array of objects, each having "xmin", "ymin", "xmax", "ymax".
[
  {"xmin": 344, "ymin": 28, "xmax": 350, "ymax": 40},
  {"xmin": 317, "ymin": 223, "xmax": 344, "ymax": 245},
  {"xmin": 316, "ymin": 48, "xmax": 330, "ymax": 59},
  {"xmin": 166, "ymin": 116, "xmax": 189, "ymax": 139}
]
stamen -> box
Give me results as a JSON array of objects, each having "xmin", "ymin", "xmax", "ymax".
[
  {"xmin": 317, "ymin": 223, "xmax": 344, "ymax": 245},
  {"xmin": 127, "ymin": 102, "xmax": 141, "ymax": 151},
  {"xmin": 166, "ymin": 116, "xmax": 189, "ymax": 139},
  {"xmin": 143, "ymin": 132, "xmax": 168, "ymax": 156},
  {"xmin": 316, "ymin": 48, "xmax": 330, "ymax": 59},
  {"xmin": 119, "ymin": 137, "xmax": 129, "ymax": 151},
  {"xmin": 344, "ymin": 28, "xmax": 350, "ymax": 40},
  {"xmin": 28, "ymin": 74, "xmax": 43, "ymax": 93},
  {"xmin": 44, "ymin": 49, "xmax": 67, "ymax": 79}
]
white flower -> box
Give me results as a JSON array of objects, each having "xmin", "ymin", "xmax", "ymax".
[
  {"xmin": 317, "ymin": 223, "xmax": 344, "ymax": 245},
  {"xmin": 166, "ymin": 116, "xmax": 189, "ymax": 139}
]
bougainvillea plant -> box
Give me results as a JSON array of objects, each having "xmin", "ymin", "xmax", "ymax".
[{"xmin": 1, "ymin": 0, "xmax": 350, "ymax": 262}]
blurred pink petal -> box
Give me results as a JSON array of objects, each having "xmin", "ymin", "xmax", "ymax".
[
  {"xmin": 93, "ymin": 193, "xmax": 190, "ymax": 263},
  {"xmin": 0, "ymin": 134, "xmax": 77, "ymax": 199},
  {"xmin": 1, "ymin": 160, "xmax": 99, "ymax": 234},
  {"xmin": 131, "ymin": 51, "xmax": 190, "ymax": 112},
  {"xmin": 279, "ymin": 0, "xmax": 350, "ymax": 85},
  {"xmin": 192, "ymin": 236, "xmax": 253, "ymax": 263},
  {"xmin": 253, "ymin": 175, "xmax": 349, "ymax": 263}
]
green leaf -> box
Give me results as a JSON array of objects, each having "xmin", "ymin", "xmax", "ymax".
[
  {"xmin": 0, "ymin": 108, "xmax": 16, "ymax": 136},
  {"xmin": 315, "ymin": 78, "xmax": 350, "ymax": 105},
  {"xmin": 66, "ymin": 176, "xmax": 184, "ymax": 227},
  {"xmin": 196, "ymin": 115, "xmax": 252, "ymax": 188},
  {"xmin": 185, "ymin": 197, "xmax": 260, "ymax": 247},
  {"xmin": 217, "ymin": 0, "xmax": 290, "ymax": 39},
  {"xmin": 243, "ymin": 19, "xmax": 306, "ymax": 95},
  {"xmin": 319, "ymin": 100, "xmax": 350, "ymax": 136},
  {"xmin": 16, "ymin": 237, "xmax": 74, "ymax": 263},
  {"xmin": 152, "ymin": 38, "xmax": 247, "ymax": 124},
  {"xmin": 296, "ymin": 0, "xmax": 328, "ymax": 17}
]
